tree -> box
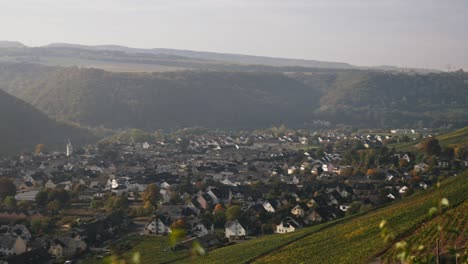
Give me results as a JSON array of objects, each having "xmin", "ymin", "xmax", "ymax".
[
  {"xmin": 213, "ymin": 211, "xmax": 226, "ymax": 228},
  {"xmin": 142, "ymin": 184, "xmax": 161, "ymax": 208},
  {"xmin": 420, "ymin": 137, "xmax": 441, "ymax": 156},
  {"xmin": 2, "ymin": 196, "xmax": 16, "ymax": 209},
  {"xmin": 35, "ymin": 190, "xmax": 49, "ymax": 207},
  {"xmin": 34, "ymin": 144, "xmax": 46, "ymax": 155},
  {"xmin": 106, "ymin": 195, "xmax": 129, "ymax": 211},
  {"xmin": 0, "ymin": 178, "xmax": 16, "ymax": 200},
  {"xmin": 170, "ymin": 219, "xmax": 185, "ymax": 230},
  {"xmin": 226, "ymin": 205, "xmax": 242, "ymax": 221}
]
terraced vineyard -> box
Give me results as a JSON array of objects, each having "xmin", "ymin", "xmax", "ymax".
[{"xmin": 174, "ymin": 172, "xmax": 467, "ymax": 264}]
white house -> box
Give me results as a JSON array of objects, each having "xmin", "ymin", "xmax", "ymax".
[
  {"xmin": 192, "ymin": 222, "xmax": 211, "ymax": 237},
  {"xmin": 225, "ymin": 220, "xmax": 246, "ymax": 239},
  {"xmin": 276, "ymin": 217, "xmax": 301, "ymax": 234},
  {"xmin": 399, "ymin": 186, "xmax": 409, "ymax": 194},
  {"xmin": 262, "ymin": 201, "xmax": 275, "ymax": 213},
  {"xmin": 14, "ymin": 190, "xmax": 39, "ymax": 201},
  {"xmin": 145, "ymin": 216, "xmax": 171, "ymax": 235}
]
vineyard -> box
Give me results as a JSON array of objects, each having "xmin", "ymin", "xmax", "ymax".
[{"xmin": 381, "ymin": 200, "xmax": 467, "ymax": 262}]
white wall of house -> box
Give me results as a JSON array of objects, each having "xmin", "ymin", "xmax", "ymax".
[{"xmin": 225, "ymin": 221, "xmax": 246, "ymax": 239}]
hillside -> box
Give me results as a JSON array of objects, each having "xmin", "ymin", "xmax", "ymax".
[
  {"xmin": 0, "ymin": 88, "xmax": 94, "ymax": 155},
  {"xmin": 0, "ymin": 63, "xmax": 466, "ymax": 130},
  {"xmin": 437, "ymin": 126, "xmax": 468, "ymax": 147}
]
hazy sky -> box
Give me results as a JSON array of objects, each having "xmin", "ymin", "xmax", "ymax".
[{"xmin": 1, "ymin": 0, "xmax": 467, "ymax": 70}]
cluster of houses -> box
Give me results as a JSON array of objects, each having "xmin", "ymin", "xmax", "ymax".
[{"xmin": 0, "ymin": 128, "xmax": 465, "ymax": 262}]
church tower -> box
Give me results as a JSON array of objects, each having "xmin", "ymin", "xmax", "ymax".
[{"xmin": 66, "ymin": 140, "xmax": 73, "ymax": 157}]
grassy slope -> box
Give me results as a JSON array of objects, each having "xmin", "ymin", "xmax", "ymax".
[
  {"xmin": 381, "ymin": 200, "xmax": 467, "ymax": 261},
  {"xmin": 82, "ymin": 235, "xmax": 186, "ymax": 264},
  {"xmin": 390, "ymin": 126, "xmax": 468, "ymax": 151},
  {"xmin": 437, "ymin": 126, "xmax": 468, "ymax": 147},
  {"xmin": 174, "ymin": 172, "xmax": 468, "ymax": 264}
]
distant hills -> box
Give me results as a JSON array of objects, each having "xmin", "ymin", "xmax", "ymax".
[
  {"xmin": 0, "ymin": 41, "xmax": 437, "ymax": 73},
  {"xmin": 0, "ymin": 62, "xmax": 466, "ymax": 130},
  {"xmin": 0, "ymin": 87, "xmax": 94, "ymax": 155},
  {"xmin": 0, "ymin": 41, "xmax": 25, "ymax": 48},
  {"xmin": 44, "ymin": 42, "xmax": 355, "ymax": 69}
]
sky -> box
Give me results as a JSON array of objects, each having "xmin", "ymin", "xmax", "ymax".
[{"xmin": 1, "ymin": 0, "xmax": 467, "ymax": 70}]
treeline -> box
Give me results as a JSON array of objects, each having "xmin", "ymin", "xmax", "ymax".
[{"xmin": 0, "ymin": 63, "xmax": 466, "ymax": 130}]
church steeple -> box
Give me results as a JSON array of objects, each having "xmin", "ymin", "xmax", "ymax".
[{"xmin": 66, "ymin": 140, "xmax": 73, "ymax": 157}]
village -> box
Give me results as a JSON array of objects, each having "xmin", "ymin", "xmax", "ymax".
[{"xmin": 0, "ymin": 128, "xmax": 465, "ymax": 263}]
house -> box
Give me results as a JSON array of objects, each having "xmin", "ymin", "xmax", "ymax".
[
  {"xmin": 225, "ymin": 220, "xmax": 246, "ymax": 239},
  {"xmin": 48, "ymin": 235, "xmax": 87, "ymax": 259},
  {"xmin": 414, "ymin": 162, "xmax": 428, "ymax": 172},
  {"xmin": 145, "ymin": 215, "xmax": 171, "ymax": 235},
  {"xmin": 262, "ymin": 201, "xmax": 276, "ymax": 213},
  {"xmin": 399, "ymin": 186, "xmax": 409, "ymax": 194},
  {"xmin": 0, "ymin": 235, "xmax": 27, "ymax": 256},
  {"xmin": 437, "ymin": 159, "xmax": 450, "ymax": 168},
  {"xmin": 14, "ymin": 191, "xmax": 39, "ymax": 202},
  {"xmin": 402, "ymin": 153, "xmax": 411, "ymax": 162},
  {"xmin": 0, "ymin": 225, "xmax": 31, "ymax": 241},
  {"xmin": 290, "ymin": 205, "xmax": 305, "ymax": 217},
  {"xmin": 276, "ymin": 217, "xmax": 301, "ymax": 234},
  {"xmin": 305, "ymin": 210, "xmax": 323, "ymax": 223},
  {"xmin": 190, "ymin": 221, "xmax": 212, "ymax": 237}
]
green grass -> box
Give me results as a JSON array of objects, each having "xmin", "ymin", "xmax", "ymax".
[
  {"xmin": 381, "ymin": 200, "xmax": 467, "ymax": 262},
  {"xmin": 389, "ymin": 126, "xmax": 468, "ymax": 151},
  {"xmin": 82, "ymin": 235, "xmax": 187, "ymax": 264},
  {"xmin": 437, "ymin": 126, "xmax": 468, "ymax": 147},
  {"xmin": 176, "ymin": 172, "xmax": 468, "ymax": 264}
]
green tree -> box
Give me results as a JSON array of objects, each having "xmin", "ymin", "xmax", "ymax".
[
  {"xmin": 420, "ymin": 137, "xmax": 441, "ymax": 156},
  {"xmin": 0, "ymin": 178, "xmax": 16, "ymax": 200},
  {"xmin": 2, "ymin": 196, "xmax": 16, "ymax": 209},
  {"xmin": 213, "ymin": 211, "xmax": 226, "ymax": 228},
  {"xmin": 226, "ymin": 205, "xmax": 242, "ymax": 221},
  {"xmin": 106, "ymin": 195, "xmax": 129, "ymax": 211}
]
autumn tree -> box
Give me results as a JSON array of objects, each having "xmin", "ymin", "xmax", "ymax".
[
  {"xmin": 142, "ymin": 183, "xmax": 161, "ymax": 208},
  {"xmin": 419, "ymin": 137, "xmax": 441, "ymax": 156},
  {"xmin": 34, "ymin": 144, "xmax": 46, "ymax": 155}
]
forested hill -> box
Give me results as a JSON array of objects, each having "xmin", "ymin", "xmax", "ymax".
[
  {"xmin": 0, "ymin": 88, "xmax": 94, "ymax": 155},
  {"xmin": 0, "ymin": 63, "xmax": 466, "ymax": 130}
]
